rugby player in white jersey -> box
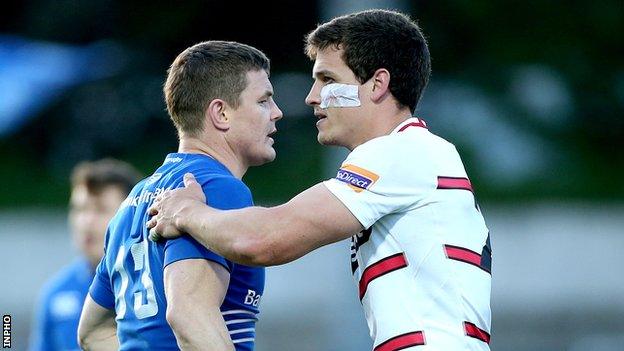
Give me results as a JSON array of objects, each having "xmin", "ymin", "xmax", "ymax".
[{"xmin": 148, "ymin": 9, "xmax": 492, "ymax": 351}]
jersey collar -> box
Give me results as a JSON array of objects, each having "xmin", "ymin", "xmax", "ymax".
[{"xmin": 391, "ymin": 117, "xmax": 428, "ymax": 134}]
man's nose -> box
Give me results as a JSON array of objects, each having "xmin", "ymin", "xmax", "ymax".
[
  {"xmin": 271, "ymin": 101, "xmax": 283, "ymax": 121},
  {"xmin": 305, "ymin": 82, "xmax": 321, "ymax": 106}
]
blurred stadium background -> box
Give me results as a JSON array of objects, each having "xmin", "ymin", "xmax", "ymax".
[{"xmin": 1, "ymin": 0, "xmax": 623, "ymax": 350}]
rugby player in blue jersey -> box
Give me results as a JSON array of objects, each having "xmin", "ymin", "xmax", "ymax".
[
  {"xmin": 29, "ymin": 159, "xmax": 141, "ymax": 351},
  {"xmin": 77, "ymin": 41, "xmax": 282, "ymax": 350}
]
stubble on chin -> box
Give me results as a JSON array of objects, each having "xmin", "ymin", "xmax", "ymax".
[{"xmin": 317, "ymin": 132, "xmax": 338, "ymax": 146}]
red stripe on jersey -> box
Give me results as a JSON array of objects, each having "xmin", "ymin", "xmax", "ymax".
[
  {"xmin": 464, "ymin": 321, "xmax": 490, "ymax": 344},
  {"xmin": 398, "ymin": 118, "xmax": 427, "ymax": 132},
  {"xmin": 437, "ymin": 176, "xmax": 473, "ymax": 192},
  {"xmin": 444, "ymin": 245, "xmax": 481, "ymax": 266},
  {"xmin": 374, "ymin": 331, "xmax": 426, "ymax": 351},
  {"xmin": 444, "ymin": 245, "xmax": 491, "ymax": 274},
  {"xmin": 359, "ymin": 253, "xmax": 408, "ymax": 300}
]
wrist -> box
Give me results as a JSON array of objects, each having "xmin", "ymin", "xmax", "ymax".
[{"xmin": 174, "ymin": 199, "xmax": 196, "ymax": 233}]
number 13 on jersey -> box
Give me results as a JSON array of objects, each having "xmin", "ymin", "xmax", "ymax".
[{"xmin": 112, "ymin": 240, "xmax": 159, "ymax": 320}]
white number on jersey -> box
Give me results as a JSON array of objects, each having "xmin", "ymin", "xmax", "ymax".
[{"xmin": 112, "ymin": 241, "xmax": 158, "ymax": 319}]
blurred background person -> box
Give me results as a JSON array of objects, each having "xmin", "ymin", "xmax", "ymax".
[{"xmin": 28, "ymin": 159, "xmax": 141, "ymax": 351}]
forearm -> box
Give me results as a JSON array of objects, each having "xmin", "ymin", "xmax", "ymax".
[
  {"xmin": 178, "ymin": 204, "xmax": 283, "ymax": 266},
  {"xmin": 171, "ymin": 183, "xmax": 361, "ymax": 266},
  {"xmin": 169, "ymin": 307, "xmax": 233, "ymax": 351},
  {"xmin": 78, "ymin": 296, "xmax": 119, "ymax": 351},
  {"xmin": 78, "ymin": 323, "xmax": 118, "ymax": 351}
]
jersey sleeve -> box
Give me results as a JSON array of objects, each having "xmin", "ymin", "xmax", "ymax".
[
  {"xmin": 323, "ymin": 136, "xmax": 436, "ymax": 229},
  {"xmin": 163, "ymin": 175, "xmax": 254, "ymax": 271},
  {"xmin": 88, "ymin": 229, "xmax": 116, "ymax": 310}
]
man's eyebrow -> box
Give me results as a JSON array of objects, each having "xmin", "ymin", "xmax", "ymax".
[{"xmin": 313, "ymin": 69, "xmax": 337, "ymax": 79}]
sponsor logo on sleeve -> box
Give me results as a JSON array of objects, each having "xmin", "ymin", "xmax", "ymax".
[
  {"xmin": 335, "ymin": 164, "xmax": 379, "ymax": 192},
  {"xmin": 244, "ymin": 289, "xmax": 262, "ymax": 307}
]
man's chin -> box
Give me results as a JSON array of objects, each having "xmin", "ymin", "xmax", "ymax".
[
  {"xmin": 317, "ymin": 133, "xmax": 338, "ymax": 146},
  {"xmin": 251, "ymin": 150, "xmax": 276, "ymax": 166},
  {"xmin": 265, "ymin": 153, "xmax": 276, "ymax": 164},
  {"xmin": 317, "ymin": 133, "xmax": 328, "ymax": 145}
]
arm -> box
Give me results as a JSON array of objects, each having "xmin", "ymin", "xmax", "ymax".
[
  {"xmin": 149, "ymin": 174, "xmax": 363, "ymax": 266},
  {"xmin": 77, "ymin": 296, "xmax": 119, "ymax": 351},
  {"xmin": 164, "ymin": 258, "xmax": 234, "ymax": 351}
]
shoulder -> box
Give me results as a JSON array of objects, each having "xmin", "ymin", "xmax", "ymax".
[
  {"xmin": 43, "ymin": 260, "xmax": 85, "ymax": 289},
  {"xmin": 117, "ymin": 178, "xmax": 149, "ymax": 210},
  {"xmin": 35, "ymin": 263, "xmax": 89, "ymax": 322},
  {"xmin": 194, "ymin": 173, "xmax": 250, "ymax": 196},
  {"xmin": 196, "ymin": 173, "xmax": 249, "ymax": 191},
  {"xmin": 359, "ymin": 128, "xmax": 454, "ymax": 155},
  {"xmin": 195, "ymin": 173, "xmax": 253, "ymax": 209},
  {"xmin": 37, "ymin": 260, "xmax": 88, "ymax": 300},
  {"xmin": 180, "ymin": 158, "xmax": 251, "ymax": 194},
  {"xmin": 360, "ymin": 128, "xmax": 459, "ymax": 164},
  {"xmin": 163, "ymin": 156, "xmax": 253, "ymax": 208},
  {"xmin": 348, "ymin": 132, "xmax": 426, "ymax": 166},
  {"xmin": 336, "ymin": 131, "xmax": 455, "ymax": 192},
  {"xmin": 346, "ymin": 133, "xmax": 432, "ymax": 174}
]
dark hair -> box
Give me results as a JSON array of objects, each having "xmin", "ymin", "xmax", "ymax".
[
  {"xmin": 305, "ymin": 9, "xmax": 431, "ymax": 113},
  {"xmin": 164, "ymin": 41, "xmax": 270, "ymax": 136},
  {"xmin": 71, "ymin": 158, "xmax": 142, "ymax": 196}
]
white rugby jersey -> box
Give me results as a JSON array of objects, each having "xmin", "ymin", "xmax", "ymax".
[{"xmin": 324, "ymin": 118, "xmax": 492, "ymax": 351}]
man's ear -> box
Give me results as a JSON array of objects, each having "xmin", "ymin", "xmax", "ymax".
[
  {"xmin": 205, "ymin": 99, "xmax": 230, "ymax": 131},
  {"xmin": 370, "ymin": 68, "xmax": 391, "ymax": 103}
]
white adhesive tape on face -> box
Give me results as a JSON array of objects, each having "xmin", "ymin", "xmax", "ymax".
[{"xmin": 320, "ymin": 83, "xmax": 361, "ymax": 109}]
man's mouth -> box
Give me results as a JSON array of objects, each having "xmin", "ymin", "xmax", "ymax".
[
  {"xmin": 267, "ymin": 129, "xmax": 277, "ymax": 144},
  {"xmin": 314, "ymin": 111, "xmax": 327, "ymax": 120}
]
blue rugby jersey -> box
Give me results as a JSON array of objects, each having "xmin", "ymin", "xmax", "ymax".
[
  {"xmin": 89, "ymin": 153, "xmax": 264, "ymax": 350},
  {"xmin": 29, "ymin": 258, "xmax": 93, "ymax": 351}
]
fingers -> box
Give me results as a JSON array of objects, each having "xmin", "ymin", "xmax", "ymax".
[
  {"xmin": 183, "ymin": 172, "xmax": 198, "ymax": 188},
  {"xmin": 148, "ymin": 205, "xmax": 158, "ymax": 216},
  {"xmin": 146, "ymin": 181, "xmax": 194, "ymax": 242},
  {"xmin": 184, "ymin": 173, "xmax": 203, "ymax": 194},
  {"xmin": 146, "ymin": 216, "xmax": 160, "ymax": 241},
  {"xmin": 146, "ymin": 217, "xmax": 156, "ymax": 229},
  {"xmin": 147, "ymin": 221, "xmax": 182, "ymax": 242},
  {"xmin": 183, "ymin": 172, "xmax": 206, "ymax": 203},
  {"xmin": 149, "ymin": 228, "xmax": 161, "ymax": 242},
  {"xmin": 147, "ymin": 193, "xmax": 163, "ymax": 216}
]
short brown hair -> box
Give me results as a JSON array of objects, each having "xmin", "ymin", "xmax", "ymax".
[
  {"xmin": 71, "ymin": 158, "xmax": 142, "ymax": 196},
  {"xmin": 164, "ymin": 41, "xmax": 270, "ymax": 136},
  {"xmin": 305, "ymin": 9, "xmax": 431, "ymax": 113}
]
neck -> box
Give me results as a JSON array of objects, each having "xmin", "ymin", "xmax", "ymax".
[
  {"xmin": 178, "ymin": 136, "xmax": 248, "ymax": 179},
  {"xmin": 348, "ymin": 107, "xmax": 413, "ymax": 150}
]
